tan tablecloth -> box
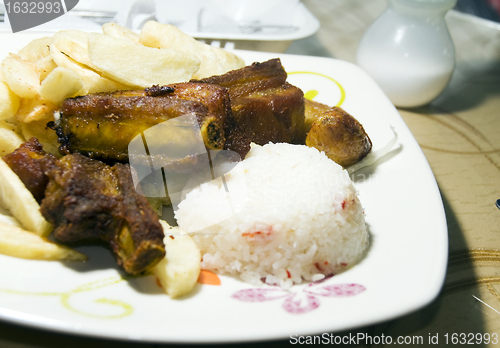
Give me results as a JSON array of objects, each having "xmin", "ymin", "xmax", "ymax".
[
  {"xmin": 288, "ymin": 1, "xmax": 500, "ymax": 346},
  {"xmin": 0, "ymin": 1, "xmax": 499, "ymax": 347}
]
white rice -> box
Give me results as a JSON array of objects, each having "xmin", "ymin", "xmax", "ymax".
[{"xmin": 175, "ymin": 143, "xmax": 369, "ymax": 288}]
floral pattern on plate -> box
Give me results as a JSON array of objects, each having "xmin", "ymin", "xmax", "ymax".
[{"xmin": 232, "ymin": 281, "xmax": 366, "ymax": 314}]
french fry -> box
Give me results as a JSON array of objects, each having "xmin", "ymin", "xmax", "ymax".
[
  {"xmin": 139, "ymin": 21, "xmax": 244, "ymax": 79},
  {"xmin": 87, "ymin": 33, "xmax": 201, "ymax": 88},
  {"xmin": 0, "ymin": 221, "xmax": 86, "ymax": 261},
  {"xmin": 0, "ymin": 125, "xmax": 24, "ymax": 156},
  {"xmin": 1, "ymin": 53, "xmax": 40, "ymax": 99},
  {"xmin": 38, "ymin": 67, "xmax": 84, "ymax": 105},
  {"xmin": 102, "ymin": 22, "xmax": 140, "ymax": 43},
  {"xmin": 154, "ymin": 220, "xmax": 201, "ymax": 298},
  {"xmin": 49, "ymin": 43, "xmax": 130, "ymax": 94},
  {"xmin": 0, "ymin": 78, "xmax": 20, "ymax": 121},
  {"xmin": 0, "ymin": 158, "xmax": 52, "ymax": 236}
]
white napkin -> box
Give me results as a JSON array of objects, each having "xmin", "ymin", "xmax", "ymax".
[
  {"xmin": 113, "ymin": 0, "xmax": 156, "ymax": 30},
  {"xmin": 155, "ymin": 0, "xmax": 301, "ymax": 35}
]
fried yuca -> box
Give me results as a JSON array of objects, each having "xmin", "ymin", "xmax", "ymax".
[
  {"xmin": 0, "ymin": 221, "xmax": 86, "ymax": 261},
  {"xmin": 0, "ymin": 158, "xmax": 52, "ymax": 236}
]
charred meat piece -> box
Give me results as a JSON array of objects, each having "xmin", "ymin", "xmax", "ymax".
[
  {"xmin": 304, "ymin": 100, "xmax": 372, "ymax": 167},
  {"xmin": 193, "ymin": 58, "xmax": 305, "ymax": 146},
  {"xmin": 193, "ymin": 58, "xmax": 288, "ymax": 98},
  {"xmin": 53, "ymin": 83, "xmax": 231, "ymax": 163},
  {"xmin": 40, "ymin": 154, "xmax": 165, "ymax": 274},
  {"xmin": 3, "ymin": 137, "xmax": 57, "ymax": 203},
  {"xmin": 149, "ymin": 83, "xmax": 251, "ymax": 157}
]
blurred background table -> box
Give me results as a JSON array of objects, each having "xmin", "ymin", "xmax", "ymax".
[{"xmin": 0, "ymin": 0, "xmax": 499, "ymax": 347}]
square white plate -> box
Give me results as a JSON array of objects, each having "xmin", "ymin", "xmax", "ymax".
[{"xmin": 0, "ymin": 35, "xmax": 448, "ymax": 343}]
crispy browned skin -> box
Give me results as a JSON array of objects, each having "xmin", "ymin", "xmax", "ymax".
[
  {"xmin": 193, "ymin": 58, "xmax": 305, "ymax": 146},
  {"xmin": 54, "ymin": 83, "xmax": 231, "ymax": 162},
  {"xmin": 40, "ymin": 154, "xmax": 165, "ymax": 274},
  {"xmin": 304, "ymin": 100, "xmax": 372, "ymax": 167},
  {"xmin": 160, "ymin": 83, "xmax": 251, "ymax": 157},
  {"xmin": 3, "ymin": 137, "xmax": 56, "ymax": 203}
]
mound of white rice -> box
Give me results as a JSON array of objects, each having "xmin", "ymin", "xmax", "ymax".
[{"xmin": 175, "ymin": 143, "xmax": 369, "ymax": 288}]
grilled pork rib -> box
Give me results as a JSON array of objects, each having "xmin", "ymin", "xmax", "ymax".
[
  {"xmin": 193, "ymin": 58, "xmax": 306, "ymax": 145},
  {"xmin": 40, "ymin": 154, "xmax": 165, "ymax": 274},
  {"xmin": 53, "ymin": 83, "xmax": 234, "ymax": 162},
  {"xmin": 52, "ymin": 59, "xmax": 370, "ymax": 170}
]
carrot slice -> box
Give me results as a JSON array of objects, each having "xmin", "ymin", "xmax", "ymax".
[{"xmin": 198, "ymin": 269, "xmax": 221, "ymax": 285}]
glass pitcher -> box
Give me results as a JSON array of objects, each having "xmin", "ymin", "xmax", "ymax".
[{"xmin": 356, "ymin": 0, "xmax": 457, "ymax": 108}]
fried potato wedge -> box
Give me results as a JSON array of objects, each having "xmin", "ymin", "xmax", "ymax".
[
  {"xmin": 38, "ymin": 67, "xmax": 84, "ymax": 105},
  {"xmin": 0, "ymin": 221, "xmax": 86, "ymax": 261},
  {"xmin": 0, "ymin": 158, "xmax": 52, "ymax": 236},
  {"xmin": 102, "ymin": 22, "xmax": 140, "ymax": 43},
  {"xmin": 49, "ymin": 43, "xmax": 129, "ymax": 94},
  {"xmin": 154, "ymin": 220, "xmax": 201, "ymax": 298},
  {"xmin": 88, "ymin": 33, "xmax": 201, "ymax": 88},
  {"xmin": 1, "ymin": 53, "xmax": 40, "ymax": 99},
  {"xmin": 0, "ymin": 78, "xmax": 20, "ymax": 121},
  {"xmin": 139, "ymin": 21, "xmax": 244, "ymax": 79},
  {"xmin": 0, "ymin": 126, "xmax": 24, "ymax": 156},
  {"xmin": 18, "ymin": 36, "xmax": 52, "ymax": 63}
]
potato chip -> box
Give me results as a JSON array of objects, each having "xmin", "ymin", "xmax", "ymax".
[
  {"xmin": 154, "ymin": 220, "xmax": 201, "ymax": 298},
  {"xmin": 15, "ymin": 95, "xmax": 57, "ymax": 124},
  {"xmin": 1, "ymin": 53, "xmax": 40, "ymax": 99},
  {"xmin": 139, "ymin": 21, "xmax": 244, "ymax": 79},
  {"xmin": 0, "ymin": 158, "xmax": 52, "ymax": 236},
  {"xmin": 210, "ymin": 45, "xmax": 246, "ymax": 73},
  {"xmin": 87, "ymin": 33, "xmax": 201, "ymax": 88},
  {"xmin": 50, "ymin": 29, "xmax": 94, "ymax": 68},
  {"xmin": 36, "ymin": 56, "xmax": 58, "ymax": 81},
  {"xmin": 49, "ymin": 43, "xmax": 130, "ymax": 94},
  {"xmin": 0, "ymin": 221, "xmax": 86, "ymax": 261},
  {"xmin": 38, "ymin": 67, "xmax": 84, "ymax": 105},
  {"xmin": 102, "ymin": 22, "xmax": 140, "ymax": 43},
  {"xmin": 20, "ymin": 119, "xmax": 59, "ymax": 156},
  {"xmin": 0, "ymin": 126, "xmax": 24, "ymax": 157},
  {"xmin": 18, "ymin": 36, "xmax": 52, "ymax": 63},
  {"xmin": 0, "ymin": 78, "xmax": 20, "ymax": 121}
]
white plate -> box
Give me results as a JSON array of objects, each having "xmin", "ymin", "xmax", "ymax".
[
  {"xmin": 0, "ymin": 35, "xmax": 448, "ymax": 343},
  {"xmin": 0, "ymin": 1, "xmax": 320, "ymax": 41}
]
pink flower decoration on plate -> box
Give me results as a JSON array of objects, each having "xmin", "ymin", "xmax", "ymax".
[
  {"xmin": 305, "ymin": 283, "xmax": 366, "ymax": 297},
  {"xmin": 232, "ymin": 282, "xmax": 366, "ymax": 314}
]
